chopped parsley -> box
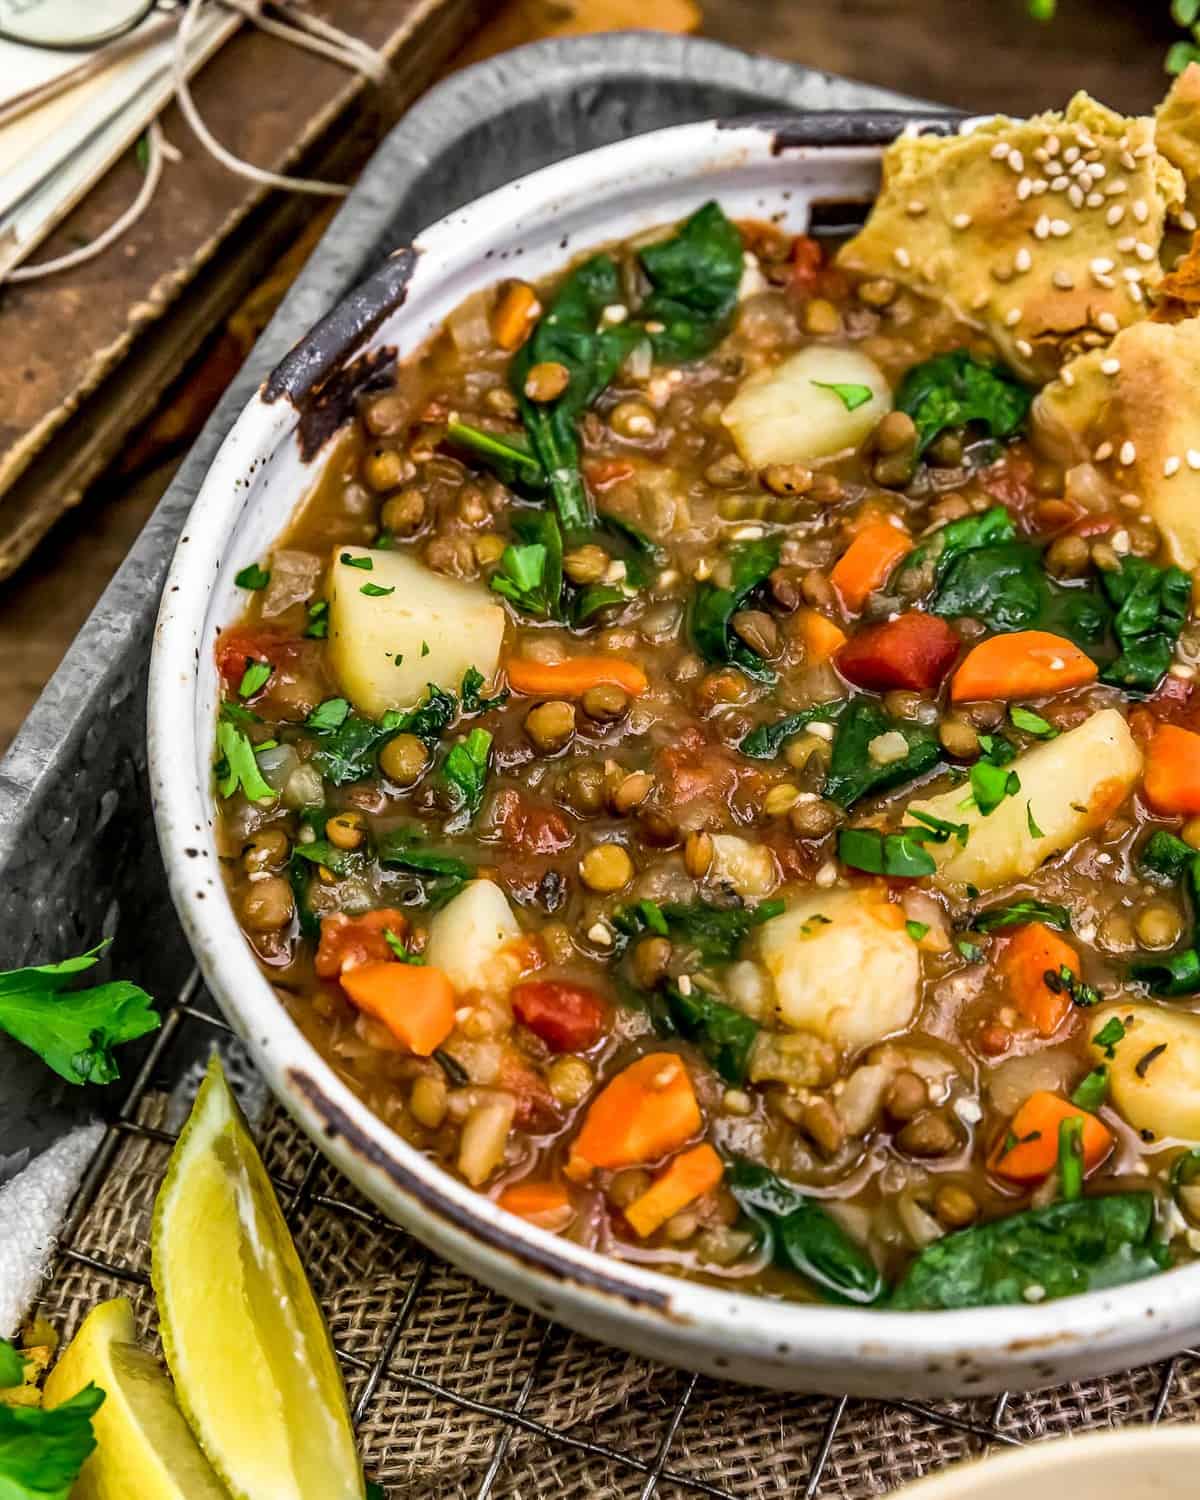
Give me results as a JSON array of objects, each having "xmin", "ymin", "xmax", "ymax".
[
  {"xmin": 1026, "ymin": 801, "xmax": 1044, "ymax": 839},
  {"xmin": 306, "ymin": 697, "xmax": 350, "ymax": 732},
  {"xmin": 1094, "ymin": 1015, "xmax": 1127, "ymax": 1058},
  {"xmin": 906, "ymin": 920, "xmax": 930, "ymax": 943},
  {"xmin": 1071, "ymin": 1065, "xmax": 1109, "ymax": 1111},
  {"xmin": 234, "ymin": 562, "xmax": 270, "ymax": 590},
  {"xmin": 1010, "ymin": 705, "xmax": 1057, "ymax": 739},
  {"xmin": 216, "ymin": 718, "xmax": 276, "ymax": 802},
  {"xmin": 360, "ymin": 583, "xmax": 395, "ymax": 598},
  {"xmin": 971, "ymin": 899, "xmax": 1070, "ymax": 933},
  {"xmin": 811, "ymin": 379, "xmax": 873, "ymax": 412},
  {"xmin": 304, "ymin": 600, "xmax": 329, "ymax": 638},
  {"xmin": 341, "ymin": 552, "xmax": 373, "ymax": 570},
  {"xmin": 968, "ymin": 735, "xmax": 1020, "ymax": 816},
  {"xmin": 837, "ymin": 827, "xmax": 936, "ymax": 878},
  {"xmin": 237, "ymin": 661, "xmax": 272, "ymax": 699}
]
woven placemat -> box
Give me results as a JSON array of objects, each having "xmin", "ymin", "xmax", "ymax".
[{"xmin": 32, "ymin": 1010, "xmax": 1200, "ymax": 1499}]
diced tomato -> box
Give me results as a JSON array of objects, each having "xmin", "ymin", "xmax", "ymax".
[
  {"xmin": 215, "ymin": 625, "xmax": 306, "ymax": 687},
  {"xmin": 584, "ymin": 459, "xmax": 636, "ymax": 490},
  {"xmin": 979, "ymin": 446, "xmax": 1036, "ymax": 510},
  {"xmin": 1068, "ymin": 515, "xmax": 1116, "ymax": 539},
  {"xmin": 498, "ymin": 1052, "xmax": 560, "ymax": 1131},
  {"xmin": 656, "ymin": 728, "xmax": 745, "ymax": 817},
  {"xmin": 835, "ymin": 612, "xmax": 960, "ymax": 693},
  {"xmin": 315, "ymin": 909, "xmax": 409, "ymax": 978},
  {"xmin": 789, "ymin": 234, "xmax": 823, "ymax": 294},
  {"xmin": 491, "ymin": 788, "xmax": 574, "ymax": 855},
  {"xmin": 512, "ymin": 979, "xmax": 608, "ymax": 1053}
]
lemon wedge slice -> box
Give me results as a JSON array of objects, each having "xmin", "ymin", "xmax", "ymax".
[
  {"xmin": 152, "ymin": 1057, "xmax": 364, "ymax": 1500},
  {"xmin": 42, "ymin": 1296, "xmax": 227, "ymax": 1499}
]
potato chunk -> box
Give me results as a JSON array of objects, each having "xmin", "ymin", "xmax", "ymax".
[
  {"xmin": 327, "ymin": 546, "xmax": 505, "ymax": 718},
  {"xmin": 907, "ymin": 708, "xmax": 1141, "ymax": 893},
  {"xmin": 755, "ymin": 885, "xmax": 920, "ymax": 1056},
  {"xmin": 1090, "ymin": 1004, "xmax": 1200, "ymax": 1144},
  {"xmin": 720, "ymin": 346, "xmax": 891, "ymax": 469},
  {"xmin": 425, "ymin": 880, "xmax": 520, "ymax": 998}
]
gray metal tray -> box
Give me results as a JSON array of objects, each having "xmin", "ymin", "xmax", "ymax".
[{"xmin": 0, "ymin": 32, "xmax": 906, "ymax": 1161}]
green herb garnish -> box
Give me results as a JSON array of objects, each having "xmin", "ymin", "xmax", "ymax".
[
  {"xmin": 234, "ymin": 562, "xmax": 270, "ymax": 590},
  {"xmin": 360, "ymin": 583, "xmax": 395, "ymax": 598},
  {"xmin": 1010, "ymin": 705, "xmax": 1057, "ymax": 738},
  {"xmin": 906, "ymin": 920, "xmax": 930, "ymax": 943},
  {"xmin": 895, "ymin": 350, "xmax": 1032, "ymax": 456},
  {"xmin": 837, "ymin": 827, "xmax": 936, "ymax": 878},
  {"xmin": 811, "ymin": 379, "xmax": 873, "ymax": 412},
  {"xmin": 237, "ymin": 661, "xmax": 272, "ymax": 699},
  {"xmin": 341, "ymin": 552, "xmax": 373, "ymax": 570}
]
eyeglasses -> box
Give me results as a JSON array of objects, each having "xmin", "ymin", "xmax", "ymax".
[{"xmin": 0, "ymin": 0, "xmax": 166, "ymax": 51}]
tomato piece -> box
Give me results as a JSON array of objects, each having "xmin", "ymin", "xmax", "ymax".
[
  {"xmin": 511, "ymin": 979, "xmax": 607, "ymax": 1053},
  {"xmin": 836, "ymin": 612, "xmax": 960, "ymax": 693},
  {"xmin": 215, "ymin": 625, "xmax": 305, "ymax": 687},
  {"xmin": 979, "ymin": 446, "xmax": 1035, "ymax": 510},
  {"xmin": 315, "ymin": 909, "xmax": 409, "ymax": 978},
  {"xmin": 789, "ymin": 234, "xmax": 824, "ymax": 294},
  {"xmin": 584, "ymin": 459, "xmax": 636, "ymax": 490},
  {"xmin": 491, "ymin": 788, "xmax": 574, "ymax": 855}
]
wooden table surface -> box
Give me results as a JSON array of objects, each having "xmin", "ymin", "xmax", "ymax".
[{"xmin": 0, "ymin": 0, "xmax": 1181, "ymax": 751}]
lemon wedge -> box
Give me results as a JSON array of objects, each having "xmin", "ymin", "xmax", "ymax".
[
  {"xmin": 41, "ymin": 1296, "xmax": 227, "ymax": 1499},
  {"xmin": 152, "ymin": 1057, "xmax": 364, "ymax": 1500}
]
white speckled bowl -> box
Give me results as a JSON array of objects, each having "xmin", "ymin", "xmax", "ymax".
[{"xmin": 148, "ymin": 112, "xmax": 1200, "ymax": 1395}]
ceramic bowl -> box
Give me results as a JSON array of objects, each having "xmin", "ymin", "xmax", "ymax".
[{"xmin": 148, "ymin": 110, "xmax": 1200, "ymax": 1396}]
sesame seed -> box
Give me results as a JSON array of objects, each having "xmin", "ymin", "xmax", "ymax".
[
  {"xmin": 1106, "ymin": 204, "xmax": 1126, "ymax": 227},
  {"xmin": 1096, "ymin": 311, "xmax": 1119, "ymax": 334},
  {"xmin": 1086, "ymin": 191, "xmax": 1104, "ymax": 208},
  {"xmin": 1004, "ymin": 307, "xmax": 1022, "ymax": 326},
  {"xmin": 894, "ymin": 247, "xmax": 912, "ymax": 268},
  {"xmin": 1017, "ymin": 179, "xmax": 1032, "ymax": 201},
  {"xmin": 951, "ymin": 211, "xmax": 972, "ymax": 230},
  {"xmin": 1135, "ymin": 241, "xmax": 1155, "ymax": 262},
  {"xmin": 1181, "ymin": 210, "xmax": 1198, "ymax": 232},
  {"xmin": 1034, "ymin": 214, "xmax": 1050, "ymax": 239},
  {"xmin": 1032, "ymin": 178, "xmax": 1049, "ymax": 196},
  {"xmin": 1014, "ymin": 247, "xmax": 1032, "ymax": 272},
  {"xmin": 1116, "ymin": 235, "xmax": 1136, "ymax": 252},
  {"xmin": 1069, "ymin": 159, "xmax": 1088, "ymax": 178},
  {"xmin": 1165, "ymin": 456, "xmax": 1182, "ymax": 477},
  {"xmin": 1052, "ymin": 268, "xmax": 1074, "ymax": 289},
  {"xmin": 1061, "ymin": 366, "xmax": 1075, "ymax": 387},
  {"xmin": 1122, "ymin": 266, "xmax": 1143, "ymax": 281},
  {"xmin": 1119, "ymin": 492, "xmax": 1140, "ymax": 508},
  {"xmin": 1046, "ymin": 134, "xmax": 1060, "ymax": 155},
  {"xmin": 1050, "ymin": 218, "xmax": 1071, "ymax": 237},
  {"xmin": 906, "ymin": 199, "xmax": 928, "ymax": 216},
  {"xmin": 1094, "ymin": 440, "xmax": 1114, "ymax": 460},
  {"xmin": 1094, "ymin": 271, "xmax": 1116, "ymax": 289},
  {"xmin": 1134, "ymin": 141, "xmax": 1155, "ymax": 158},
  {"xmin": 991, "ymin": 264, "xmax": 1013, "ymax": 283},
  {"xmin": 1106, "ymin": 178, "xmax": 1128, "ymax": 196},
  {"xmin": 1188, "ymin": 450, "xmax": 1200, "ymax": 470},
  {"xmin": 1132, "ymin": 199, "xmax": 1150, "ymax": 224},
  {"xmin": 1120, "ymin": 150, "xmax": 1137, "ymax": 171},
  {"xmin": 1111, "ymin": 529, "xmax": 1131, "ymax": 555},
  {"xmin": 1101, "ymin": 357, "xmax": 1121, "ymax": 376},
  {"xmin": 1090, "ymin": 256, "xmax": 1115, "ymax": 274},
  {"xmin": 1068, "ymin": 185, "xmax": 1084, "ymax": 209},
  {"xmin": 1007, "ymin": 149, "xmax": 1024, "ymax": 172},
  {"xmin": 1051, "ymin": 174, "xmax": 1070, "ymax": 192},
  {"xmin": 990, "ymin": 141, "xmax": 1010, "ymax": 160},
  {"xmin": 1120, "ymin": 440, "xmax": 1137, "ymax": 466},
  {"xmin": 1078, "ymin": 171, "xmax": 1094, "ymax": 191},
  {"xmin": 1033, "ymin": 145, "xmax": 1049, "ymax": 164},
  {"xmin": 1064, "ymin": 145, "xmax": 1080, "ymax": 163},
  {"xmin": 1090, "ymin": 162, "xmax": 1106, "ymax": 179},
  {"xmin": 1128, "ymin": 282, "xmax": 1144, "ymax": 303},
  {"xmin": 970, "ymin": 291, "xmax": 991, "ymax": 311},
  {"xmin": 1044, "ymin": 160, "xmax": 1063, "ymax": 178},
  {"xmin": 1015, "ymin": 338, "xmax": 1033, "ymax": 358}
]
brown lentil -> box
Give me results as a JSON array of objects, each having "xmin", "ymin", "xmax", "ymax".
[
  {"xmin": 379, "ymin": 733, "xmax": 429, "ymax": 785},
  {"xmin": 524, "ymin": 361, "xmax": 571, "ymax": 402},
  {"xmin": 579, "ymin": 843, "xmax": 634, "ymax": 893}
]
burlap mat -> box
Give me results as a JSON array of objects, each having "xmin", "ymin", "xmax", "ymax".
[{"xmin": 35, "ymin": 1077, "xmax": 1200, "ymax": 1498}]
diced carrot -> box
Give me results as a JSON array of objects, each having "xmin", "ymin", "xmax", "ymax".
[
  {"xmin": 988, "ymin": 1091, "xmax": 1113, "ymax": 1183},
  {"xmin": 795, "ymin": 608, "xmax": 847, "ymax": 663},
  {"xmin": 950, "ymin": 630, "xmax": 1097, "ymax": 702},
  {"xmin": 315, "ymin": 909, "xmax": 410, "ymax": 978},
  {"xmin": 829, "ymin": 521, "xmax": 913, "ymax": 613},
  {"xmin": 497, "ymin": 1180, "xmax": 574, "ymax": 1230},
  {"xmin": 625, "ymin": 1143, "xmax": 724, "ymax": 1238},
  {"xmin": 998, "ymin": 921, "xmax": 1079, "ymax": 1037},
  {"xmin": 491, "ymin": 281, "xmax": 539, "ymax": 350},
  {"xmin": 566, "ymin": 1053, "xmax": 701, "ymax": 1180},
  {"xmin": 340, "ymin": 962, "xmax": 456, "ymax": 1056},
  {"xmin": 1144, "ymin": 723, "xmax": 1200, "ymax": 815},
  {"xmin": 506, "ymin": 655, "xmax": 648, "ymax": 699}
]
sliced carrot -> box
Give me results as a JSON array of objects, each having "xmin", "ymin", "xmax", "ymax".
[
  {"xmin": 497, "ymin": 1180, "xmax": 574, "ymax": 1230},
  {"xmin": 998, "ymin": 921, "xmax": 1080, "ymax": 1038},
  {"xmin": 625, "ymin": 1143, "xmax": 724, "ymax": 1238},
  {"xmin": 795, "ymin": 607, "xmax": 847, "ymax": 662},
  {"xmin": 566, "ymin": 1052, "xmax": 701, "ymax": 1180},
  {"xmin": 506, "ymin": 655, "xmax": 649, "ymax": 699},
  {"xmin": 950, "ymin": 629, "xmax": 1097, "ymax": 702},
  {"xmin": 988, "ymin": 1091, "xmax": 1113, "ymax": 1183},
  {"xmin": 340, "ymin": 961, "xmax": 455, "ymax": 1056},
  {"xmin": 1144, "ymin": 723, "xmax": 1200, "ymax": 815},
  {"xmin": 491, "ymin": 281, "xmax": 539, "ymax": 350},
  {"xmin": 829, "ymin": 520, "xmax": 912, "ymax": 614}
]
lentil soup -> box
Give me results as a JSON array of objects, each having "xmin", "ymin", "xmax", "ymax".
[{"xmin": 212, "ymin": 84, "xmax": 1200, "ymax": 1310}]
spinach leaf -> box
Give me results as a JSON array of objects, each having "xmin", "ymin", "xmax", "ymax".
[
  {"xmin": 689, "ymin": 538, "xmax": 781, "ymax": 682},
  {"xmin": 444, "ymin": 419, "xmax": 547, "ymax": 492},
  {"xmin": 893, "ymin": 505, "xmax": 1016, "ymax": 596},
  {"xmin": 235, "ymin": 562, "xmax": 270, "ymax": 590},
  {"xmin": 460, "ymin": 666, "xmax": 508, "ymax": 715},
  {"xmin": 400, "ymin": 684, "xmax": 459, "ymax": 743},
  {"xmin": 439, "ymin": 728, "xmax": 492, "ymax": 831},
  {"xmin": 311, "ymin": 685, "xmax": 457, "ymax": 785},
  {"xmin": 823, "ymin": 699, "xmax": 941, "ymax": 808},
  {"xmin": 837, "ymin": 827, "xmax": 936, "ymax": 878},
  {"xmin": 739, "ymin": 701, "xmax": 844, "ymax": 761},
  {"xmin": 727, "ymin": 1158, "xmax": 886, "ymax": 1306},
  {"xmin": 306, "ymin": 697, "xmax": 350, "ymax": 732},
  {"xmin": 971, "ymin": 899, "xmax": 1071, "ymax": 933},
  {"xmin": 931, "ymin": 540, "xmax": 1110, "ymax": 649},
  {"xmin": 895, "ymin": 350, "xmax": 1032, "ymax": 456},
  {"xmin": 1099, "ymin": 555, "xmax": 1191, "ymax": 693},
  {"xmin": 509, "ymin": 254, "xmax": 640, "ymax": 532},
  {"xmin": 490, "ymin": 510, "xmax": 564, "ymax": 619},
  {"xmin": 1130, "ymin": 843, "xmax": 1200, "ymax": 996},
  {"xmin": 0, "ymin": 943, "xmax": 158, "ymax": 1087},
  {"xmin": 1140, "ymin": 829, "xmax": 1196, "ymax": 883},
  {"xmin": 615, "ymin": 898, "xmax": 784, "ymax": 965},
  {"xmin": 890, "ymin": 1193, "xmax": 1165, "ymax": 1309},
  {"xmin": 662, "ymin": 981, "xmax": 759, "ymax": 1084},
  {"xmin": 638, "ymin": 200, "xmax": 744, "ymax": 362},
  {"xmin": 0, "ymin": 1341, "xmax": 23, "ymax": 1391},
  {"xmin": 377, "ymin": 830, "xmax": 473, "ymax": 908},
  {"xmin": 291, "ymin": 839, "xmax": 357, "ymax": 877},
  {"xmin": 0, "ymin": 1382, "xmax": 105, "ymax": 1500}
]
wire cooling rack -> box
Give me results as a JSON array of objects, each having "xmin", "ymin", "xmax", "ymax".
[{"xmin": 36, "ymin": 967, "xmax": 1200, "ymax": 1499}]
